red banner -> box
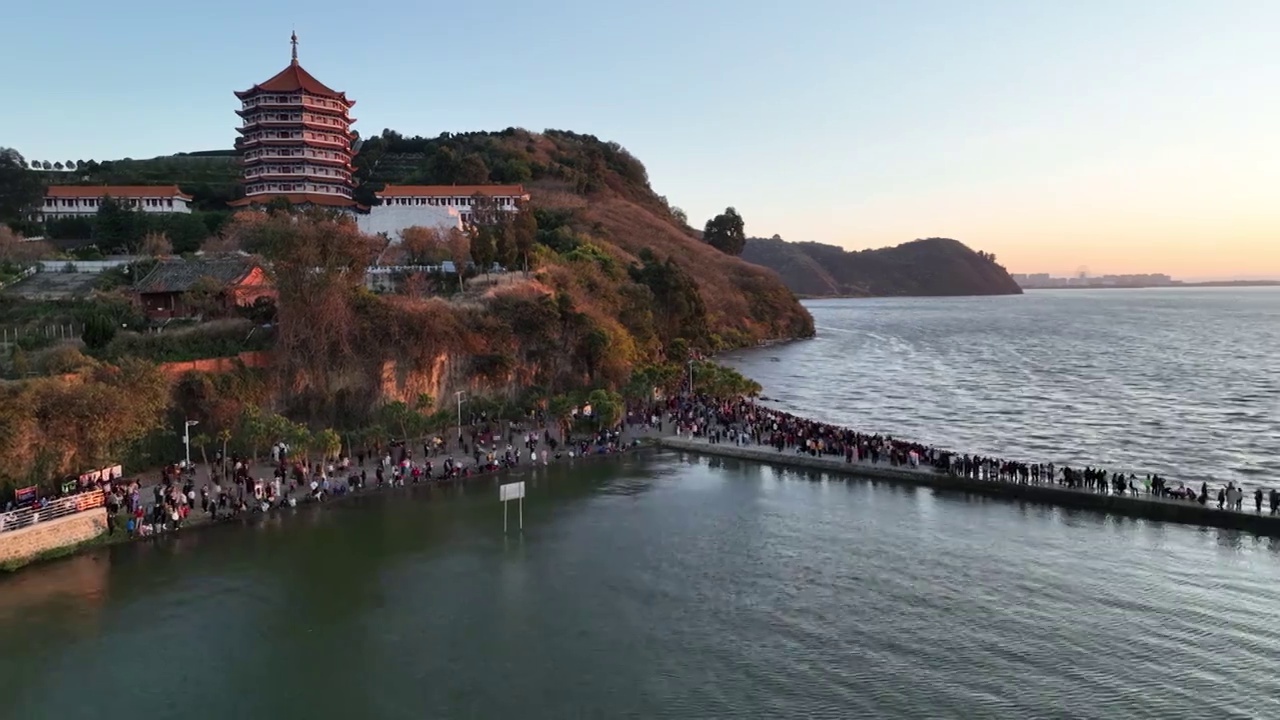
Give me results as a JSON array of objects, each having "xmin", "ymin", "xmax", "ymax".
[
  {"xmin": 14, "ymin": 485, "xmax": 37, "ymax": 506},
  {"xmin": 78, "ymin": 464, "xmax": 124, "ymax": 488}
]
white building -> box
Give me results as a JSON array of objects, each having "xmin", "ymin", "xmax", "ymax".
[
  {"xmin": 40, "ymin": 185, "xmax": 194, "ymax": 220},
  {"xmin": 358, "ymin": 184, "xmax": 529, "ymax": 242}
]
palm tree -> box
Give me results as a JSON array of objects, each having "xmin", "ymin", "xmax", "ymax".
[
  {"xmin": 548, "ymin": 395, "xmax": 574, "ymax": 443},
  {"xmin": 216, "ymin": 428, "xmax": 233, "ymax": 481},
  {"xmin": 190, "ymin": 432, "xmax": 212, "ymax": 472}
]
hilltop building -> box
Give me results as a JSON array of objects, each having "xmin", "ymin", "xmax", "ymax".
[
  {"xmin": 134, "ymin": 256, "xmax": 273, "ymax": 321},
  {"xmin": 38, "ymin": 186, "xmax": 193, "ymax": 221},
  {"xmin": 228, "ymin": 32, "xmax": 358, "ymax": 210},
  {"xmin": 357, "ymin": 184, "xmax": 530, "ymax": 242},
  {"xmin": 224, "ymin": 35, "xmax": 529, "ymax": 243}
]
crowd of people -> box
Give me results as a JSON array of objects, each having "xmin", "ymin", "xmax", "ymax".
[
  {"xmin": 8, "ymin": 389, "xmax": 1275, "ymax": 543},
  {"xmin": 657, "ymin": 394, "xmax": 1280, "ymax": 516},
  {"xmin": 97, "ymin": 418, "xmax": 639, "ymax": 538}
]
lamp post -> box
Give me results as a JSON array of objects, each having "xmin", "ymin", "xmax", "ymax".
[
  {"xmin": 455, "ymin": 391, "xmax": 465, "ymax": 447},
  {"xmin": 688, "ymin": 359, "xmax": 694, "ymax": 396},
  {"xmin": 183, "ymin": 419, "xmax": 199, "ymax": 467}
]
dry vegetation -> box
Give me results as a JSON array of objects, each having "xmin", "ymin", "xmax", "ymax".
[{"xmin": 1, "ymin": 128, "xmax": 811, "ymax": 493}]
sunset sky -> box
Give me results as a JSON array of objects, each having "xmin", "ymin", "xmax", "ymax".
[{"xmin": 2, "ymin": 0, "xmax": 1276, "ymax": 279}]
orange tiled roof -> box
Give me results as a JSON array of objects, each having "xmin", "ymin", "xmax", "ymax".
[
  {"xmin": 46, "ymin": 185, "xmax": 193, "ymax": 201},
  {"xmin": 376, "ymin": 184, "xmax": 528, "ymax": 198},
  {"xmin": 228, "ymin": 193, "xmax": 358, "ymax": 208},
  {"xmin": 235, "ymin": 62, "xmax": 351, "ymax": 103}
]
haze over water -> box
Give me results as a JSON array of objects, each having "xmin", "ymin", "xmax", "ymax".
[
  {"xmin": 727, "ymin": 288, "xmax": 1280, "ymax": 491},
  {"xmin": 5, "ymin": 288, "xmax": 1280, "ymax": 719}
]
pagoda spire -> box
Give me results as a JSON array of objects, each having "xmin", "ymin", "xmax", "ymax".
[{"xmin": 290, "ymin": 30, "xmax": 298, "ymax": 65}]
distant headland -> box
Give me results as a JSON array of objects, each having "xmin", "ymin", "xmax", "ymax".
[{"xmin": 740, "ymin": 236, "xmax": 1023, "ymax": 298}]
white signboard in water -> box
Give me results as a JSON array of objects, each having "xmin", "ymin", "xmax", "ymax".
[{"xmin": 500, "ymin": 481, "xmax": 526, "ymax": 533}]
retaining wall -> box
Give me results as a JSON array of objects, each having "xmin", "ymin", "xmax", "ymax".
[
  {"xmin": 157, "ymin": 350, "xmax": 270, "ymax": 378},
  {"xmin": 0, "ymin": 509, "xmax": 108, "ymax": 566}
]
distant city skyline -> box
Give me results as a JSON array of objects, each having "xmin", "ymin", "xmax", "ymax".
[{"xmin": 1, "ymin": 0, "xmax": 1276, "ymax": 279}]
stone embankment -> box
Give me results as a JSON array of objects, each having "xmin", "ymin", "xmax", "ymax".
[
  {"xmin": 659, "ymin": 436, "xmax": 1280, "ymax": 537},
  {"xmin": 0, "ymin": 510, "xmax": 107, "ymax": 567}
]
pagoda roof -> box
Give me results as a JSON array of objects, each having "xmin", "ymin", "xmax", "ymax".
[
  {"xmin": 376, "ymin": 184, "xmax": 529, "ymax": 198},
  {"xmin": 235, "ymin": 61, "xmax": 352, "ymax": 104},
  {"xmin": 228, "ymin": 193, "xmax": 359, "ymax": 209}
]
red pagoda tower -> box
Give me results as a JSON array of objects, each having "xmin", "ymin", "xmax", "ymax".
[{"xmin": 230, "ymin": 33, "xmax": 358, "ymax": 209}]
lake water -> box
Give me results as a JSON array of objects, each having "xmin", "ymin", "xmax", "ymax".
[
  {"xmin": 4, "ymin": 288, "xmax": 1280, "ymax": 719},
  {"xmin": 727, "ymin": 288, "xmax": 1280, "ymax": 491}
]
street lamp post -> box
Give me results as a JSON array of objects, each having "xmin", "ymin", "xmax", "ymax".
[
  {"xmin": 455, "ymin": 391, "xmax": 465, "ymax": 447},
  {"xmin": 688, "ymin": 360, "xmax": 694, "ymax": 396},
  {"xmin": 183, "ymin": 419, "xmax": 199, "ymax": 467}
]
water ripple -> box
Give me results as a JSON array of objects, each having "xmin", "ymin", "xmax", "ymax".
[{"xmin": 728, "ymin": 289, "xmax": 1280, "ymax": 492}]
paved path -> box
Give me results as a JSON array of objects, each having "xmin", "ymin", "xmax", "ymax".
[
  {"xmin": 660, "ymin": 435, "xmax": 1280, "ymax": 537},
  {"xmin": 111, "ymin": 420, "xmax": 668, "ymax": 535}
]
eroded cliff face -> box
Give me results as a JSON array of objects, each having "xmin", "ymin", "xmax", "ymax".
[{"xmin": 377, "ymin": 353, "xmax": 541, "ymax": 407}]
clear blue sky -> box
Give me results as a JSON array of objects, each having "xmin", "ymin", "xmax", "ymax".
[{"xmin": 2, "ymin": 0, "xmax": 1277, "ymax": 278}]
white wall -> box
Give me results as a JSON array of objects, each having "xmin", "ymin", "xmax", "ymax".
[
  {"xmin": 36, "ymin": 259, "xmax": 136, "ymax": 273},
  {"xmin": 39, "ymin": 197, "xmax": 192, "ymax": 220},
  {"xmin": 357, "ymin": 205, "xmax": 462, "ymax": 243}
]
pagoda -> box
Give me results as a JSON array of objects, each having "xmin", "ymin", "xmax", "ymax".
[{"xmin": 229, "ymin": 33, "xmax": 358, "ymax": 210}]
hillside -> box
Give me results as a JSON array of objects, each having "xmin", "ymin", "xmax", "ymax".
[
  {"xmin": 741, "ymin": 236, "xmax": 1023, "ymax": 297},
  {"xmin": 35, "ymin": 130, "xmax": 813, "ymax": 347}
]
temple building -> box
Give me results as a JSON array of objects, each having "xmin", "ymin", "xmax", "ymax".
[
  {"xmin": 229, "ymin": 33, "xmax": 358, "ymax": 210},
  {"xmin": 39, "ymin": 186, "xmax": 193, "ymax": 221},
  {"xmin": 357, "ymin": 184, "xmax": 530, "ymax": 242}
]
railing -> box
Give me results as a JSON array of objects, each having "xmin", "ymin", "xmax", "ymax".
[
  {"xmin": 0, "ymin": 266, "xmax": 37, "ymax": 291},
  {"xmin": 0, "ymin": 490, "xmax": 105, "ymax": 534}
]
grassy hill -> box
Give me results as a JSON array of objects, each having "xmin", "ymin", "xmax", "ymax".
[
  {"xmin": 741, "ymin": 236, "xmax": 1023, "ymax": 297},
  {"xmin": 69, "ymin": 129, "xmax": 814, "ymax": 348}
]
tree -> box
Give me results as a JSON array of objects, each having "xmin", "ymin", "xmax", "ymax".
[
  {"xmin": 0, "ymin": 225, "xmax": 52, "ymax": 264},
  {"xmin": 222, "ymin": 211, "xmax": 381, "ymax": 423},
  {"xmin": 671, "ymin": 207, "xmax": 688, "ymax": 226},
  {"xmin": 384, "ymin": 401, "xmax": 412, "ymax": 440},
  {"xmin": 547, "ymin": 394, "xmax": 574, "ymax": 442},
  {"xmin": 139, "ymin": 231, "xmax": 173, "ymax": 257},
  {"xmin": 0, "ymin": 148, "xmax": 45, "ymax": 225},
  {"xmin": 512, "ymin": 202, "xmax": 537, "ymax": 273},
  {"xmin": 586, "ymin": 389, "xmax": 624, "ymax": 430},
  {"xmin": 190, "ymin": 432, "xmax": 212, "ymax": 470},
  {"xmin": 494, "ymin": 220, "xmax": 517, "ymax": 270},
  {"xmin": 456, "ymin": 154, "xmax": 490, "ymax": 184},
  {"xmin": 217, "ymin": 428, "xmax": 233, "ymax": 480},
  {"xmin": 94, "ymin": 197, "xmax": 146, "ymax": 250},
  {"xmin": 10, "ymin": 347, "xmax": 30, "ymax": 378},
  {"xmin": 81, "ymin": 312, "xmax": 118, "ymax": 350},
  {"xmin": 236, "ymin": 406, "xmax": 272, "ymax": 460},
  {"xmin": 469, "ymin": 224, "xmax": 496, "ymax": 276},
  {"xmin": 315, "ymin": 428, "xmax": 342, "ymax": 461},
  {"xmin": 469, "ymin": 193, "xmax": 513, "ymax": 272},
  {"xmin": 445, "ymin": 228, "xmax": 470, "ymax": 291},
  {"xmin": 703, "ymin": 207, "xmax": 746, "ymax": 256},
  {"xmin": 184, "ymin": 275, "xmax": 225, "ymax": 318},
  {"xmin": 400, "ymin": 225, "xmax": 449, "ymax": 264}
]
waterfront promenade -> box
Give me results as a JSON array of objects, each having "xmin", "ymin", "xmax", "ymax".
[{"xmin": 660, "ymin": 435, "xmax": 1280, "ymax": 536}]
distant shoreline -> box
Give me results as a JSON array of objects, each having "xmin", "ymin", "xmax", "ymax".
[
  {"xmin": 1022, "ymin": 281, "xmax": 1280, "ymax": 291},
  {"xmin": 794, "ymin": 291, "xmax": 1023, "ymax": 300}
]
